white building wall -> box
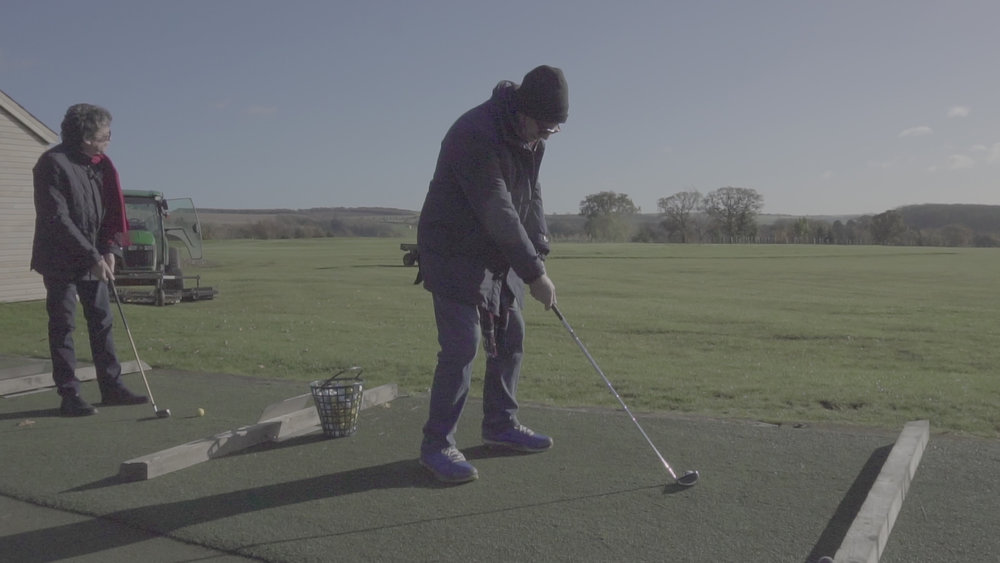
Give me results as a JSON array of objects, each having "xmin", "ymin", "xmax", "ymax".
[{"xmin": 0, "ymin": 94, "xmax": 58, "ymax": 303}]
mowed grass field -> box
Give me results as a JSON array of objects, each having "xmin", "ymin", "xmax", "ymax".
[{"xmin": 2, "ymin": 238, "xmax": 998, "ymax": 437}]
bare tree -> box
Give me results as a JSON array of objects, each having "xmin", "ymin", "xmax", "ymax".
[
  {"xmin": 657, "ymin": 191, "xmax": 701, "ymax": 242},
  {"xmin": 702, "ymin": 186, "xmax": 764, "ymax": 241}
]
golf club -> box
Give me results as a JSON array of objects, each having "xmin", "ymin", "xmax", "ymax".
[
  {"xmin": 109, "ymin": 280, "xmax": 171, "ymax": 418},
  {"xmin": 551, "ymin": 305, "xmax": 698, "ymax": 487}
]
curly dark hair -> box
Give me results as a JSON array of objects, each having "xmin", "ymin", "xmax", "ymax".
[{"xmin": 60, "ymin": 103, "xmax": 112, "ymax": 147}]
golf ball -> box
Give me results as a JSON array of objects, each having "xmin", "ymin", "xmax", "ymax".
[{"xmin": 196, "ymin": 408, "xmax": 205, "ymax": 417}]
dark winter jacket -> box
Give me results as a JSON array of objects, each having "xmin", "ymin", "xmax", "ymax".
[
  {"xmin": 31, "ymin": 144, "xmax": 123, "ymax": 280},
  {"xmin": 417, "ymin": 82, "xmax": 551, "ymax": 313}
]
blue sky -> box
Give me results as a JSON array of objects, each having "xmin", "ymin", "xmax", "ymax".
[{"xmin": 2, "ymin": 1, "xmax": 997, "ymax": 215}]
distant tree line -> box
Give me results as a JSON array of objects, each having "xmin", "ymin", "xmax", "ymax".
[
  {"xmin": 201, "ymin": 216, "xmax": 406, "ymax": 240},
  {"xmin": 200, "ymin": 196, "xmax": 1000, "ymax": 248},
  {"xmin": 200, "ymin": 209, "xmax": 415, "ymax": 240},
  {"xmin": 574, "ymin": 187, "xmax": 768, "ymax": 243},
  {"xmin": 566, "ymin": 189, "xmax": 1000, "ymax": 247}
]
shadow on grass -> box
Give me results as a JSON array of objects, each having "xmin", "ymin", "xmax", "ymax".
[
  {"xmin": 0, "ymin": 408, "xmax": 62, "ymax": 421},
  {"xmin": 239, "ymin": 483, "xmax": 664, "ymax": 553},
  {"xmin": 315, "ymin": 264, "xmax": 403, "ymax": 269},
  {"xmin": 10, "ymin": 458, "xmax": 662, "ymax": 563},
  {"xmin": 11, "ymin": 459, "xmax": 431, "ymax": 562},
  {"xmin": 462, "ymin": 444, "xmax": 543, "ymax": 460},
  {"xmin": 804, "ymin": 444, "xmax": 892, "ymax": 563}
]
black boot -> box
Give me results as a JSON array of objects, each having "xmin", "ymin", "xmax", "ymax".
[
  {"xmin": 101, "ymin": 386, "xmax": 149, "ymax": 406},
  {"xmin": 61, "ymin": 394, "xmax": 97, "ymax": 416}
]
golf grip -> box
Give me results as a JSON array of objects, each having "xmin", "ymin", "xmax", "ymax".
[
  {"xmin": 551, "ymin": 305, "xmax": 678, "ymax": 480},
  {"xmin": 108, "ymin": 280, "xmax": 157, "ymax": 404}
]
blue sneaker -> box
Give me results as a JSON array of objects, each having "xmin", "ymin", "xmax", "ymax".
[
  {"xmin": 483, "ymin": 424, "xmax": 553, "ymax": 452},
  {"xmin": 420, "ymin": 447, "xmax": 478, "ymax": 483}
]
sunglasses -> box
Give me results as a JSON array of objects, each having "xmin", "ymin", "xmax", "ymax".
[{"xmin": 537, "ymin": 121, "xmax": 561, "ymax": 134}]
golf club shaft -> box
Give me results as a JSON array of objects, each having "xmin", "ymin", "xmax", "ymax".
[
  {"xmin": 551, "ymin": 305, "xmax": 679, "ymax": 480},
  {"xmin": 109, "ymin": 280, "xmax": 158, "ymax": 406}
]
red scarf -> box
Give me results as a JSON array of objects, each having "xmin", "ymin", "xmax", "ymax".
[{"xmin": 91, "ymin": 153, "xmax": 129, "ymax": 246}]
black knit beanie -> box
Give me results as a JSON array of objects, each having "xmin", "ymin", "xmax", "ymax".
[{"xmin": 515, "ymin": 65, "xmax": 569, "ymax": 123}]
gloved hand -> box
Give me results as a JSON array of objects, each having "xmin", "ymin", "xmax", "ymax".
[{"xmin": 529, "ymin": 274, "xmax": 556, "ymax": 310}]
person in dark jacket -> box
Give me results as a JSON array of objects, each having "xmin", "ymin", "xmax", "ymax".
[
  {"xmin": 32, "ymin": 103, "xmax": 148, "ymax": 416},
  {"xmin": 416, "ymin": 65, "xmax": 567, "ymax": 483}
]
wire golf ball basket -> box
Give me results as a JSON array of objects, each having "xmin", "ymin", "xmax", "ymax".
[{"xmin": 310, "ymin": 367, "xmax": 364, "ymax": 438}]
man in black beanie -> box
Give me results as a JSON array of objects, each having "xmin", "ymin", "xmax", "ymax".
[{"xmin": 416, "ymin": 65, "xmax": 569, "ymax": 483}]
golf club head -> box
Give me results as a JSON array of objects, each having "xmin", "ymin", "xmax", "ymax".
[
  {"xmin": 155, "ymin": 409, "xmax": 171, "ymax": 418},
  {"xmin": 676, "ymin": 470, "xmax": 699, "ymax": 487}
]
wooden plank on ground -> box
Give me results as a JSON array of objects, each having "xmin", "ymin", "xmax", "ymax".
[
  {"xmin": 119, "ymin": 420, "xmax": 284, "ymax": 481},
  {"xmin": 0, "ymin": 356, "xmax": 51, "ymax": 379},
  {"xmin": 256, "ymin": 392, "xmax": 313, "ymax": 423},
  {"xmin": 0, "ymin": 360, "xmax": 150, "ymax": 396},
  {"xmin": 359, "ymin": 383, "xmax": 398, "ymax": 411},
  {"xmin": 119, "ymin": 383, "xmax": 398, "ymax": 481},
  {"xmin": 830, "ymin": 419, "xmax": 930, "ymax": 563},
  {"xmin": 257, "ymin": 369, "xmax": 371, "ymax": 422},
  {"xmin": 272, "ymin": 383, "xmax": 400, "ymax": 441}
]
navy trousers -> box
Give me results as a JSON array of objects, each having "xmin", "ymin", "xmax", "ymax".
[
  {"xmin": 43, "ymin": 278, "xmax": 124, "ymax": 397},
  {"xmin": 421, "ymin": 293, "xmax": 525, "ymax": 454}
]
